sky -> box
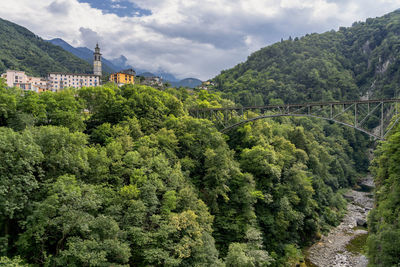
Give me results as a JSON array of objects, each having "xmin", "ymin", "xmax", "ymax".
[{"xmin": 0, "ymin": 1, "xmax": 400, "ymax": 80}]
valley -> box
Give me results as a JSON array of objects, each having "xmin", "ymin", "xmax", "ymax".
[
  {"xmin": 1, "ymin": 7, "xmax": 400, "ymax": 267},
  {"xmin": 307, "ymin": 176, "xmax": 374, "ymax": 267}
]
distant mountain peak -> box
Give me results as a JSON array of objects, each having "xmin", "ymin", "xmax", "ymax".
[
  {"xmin": 170, "ymin": 78, "xmax": 202, "ymax": 88},
  {"xmin": 47, "ymin": 38, "xmax": 200, "ymax": 84}
]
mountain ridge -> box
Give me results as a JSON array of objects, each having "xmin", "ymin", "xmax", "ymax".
[
  {"xmin": 0, "ymin": 18, "xmax": 92, "ymax": 77},
  {"xmin": 170, "ymin": 77, "xmax": 202, "ymax": 88},
  {"xmin": 47, "ymin": 38, "xmax": 181, "ymax": 81},
  {"xmin": 47, "ymin": 38, "xmax": 121, "ymax": 74},
  {"xmin": 212, "ymin": 9, "xmax": 400, "ymax": 106},
  {"xmin": 47, "ymin": 38, "xmax": 203, "ymax": 86}
]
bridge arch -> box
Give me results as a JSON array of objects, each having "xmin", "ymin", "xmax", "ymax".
[
  {"xmin": 190, "ymin": 99, "xmax": 400, "ymax": 140},
  {"xmin": 221, "ymin": 113, "xmax": 382, "ymax": 140}
]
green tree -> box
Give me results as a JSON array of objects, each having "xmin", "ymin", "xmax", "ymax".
[
  {"xmin": 17, "ymin": 175, "xmax": 130, "ymax": 266},
  {"xmin": 0, "ymin": 128, "xmax": 43, "ymax": 254},
  {"xmin": 0, "ymin": 82, "xmax": 17, "ymax": 126},
  {"xmin": 368, "ymin": 124, "xmax": 400, "ymax": 266},
  {"xmin": 30, "ymin": 126, "xmax": 89, "ymax": 180}
]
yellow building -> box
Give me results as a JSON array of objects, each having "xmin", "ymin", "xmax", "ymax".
[{"xmin": 110, "ymin": 69, "xmax": 135, "ymax": 86}]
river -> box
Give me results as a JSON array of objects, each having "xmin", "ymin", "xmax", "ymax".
[{"xmin": 305, "ymin": 176, "xmax": 374, "ymax": 267}]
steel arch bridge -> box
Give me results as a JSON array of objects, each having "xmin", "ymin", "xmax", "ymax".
[{"xmin": 188, "ymin": 99, "xmax": 400, "ymax": 140}]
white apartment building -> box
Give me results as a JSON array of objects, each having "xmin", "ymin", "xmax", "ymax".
[
  {"xmin": 1, "ymin": 45, "xmax": 103, "ymax": 92},
  {"xmin": 28, "ymin": 76, "xmax": 48, "ymax": 92},
  {"xmin": 1, "ymin": 70, "xmax": 28, "ymax": 85},
  {"xmin": 47, "ymin": 73, "xmax": 100, "ymax": 91},
  {"xmin": 1, "ymin": 70, "xmax": 48, "ymax": 92}
]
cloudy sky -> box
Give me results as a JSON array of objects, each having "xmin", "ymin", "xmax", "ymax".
[{"xmin": 0, "ymin": 0, "xmax": 399, "ymax": 80}]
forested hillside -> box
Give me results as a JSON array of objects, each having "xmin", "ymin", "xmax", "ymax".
[
  {"xmin": 5, "ymin": 9, "xmax": 400, "ymax": 267},
  {"xmin": 209, "ymin": 10, "xmax": 400, "ymax": 265},
  {"xmin": 0, "ymin": 80, "xmax": 369, "ymax": 266},
  {"xmin": 213, "ymin": 10, "xmax": 400, "ymax": 106},
  {"xmin": 0, "ymin": 18, "xmax": 92, "ymax": 77},
  {"xmin": 368, "ymin": 122, "xmax": 400, "ymax": 266}
]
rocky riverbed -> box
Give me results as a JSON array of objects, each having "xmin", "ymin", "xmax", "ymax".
[{"xmin": 306, "ymin": 176, "xmax": 374, "ymax": 267}]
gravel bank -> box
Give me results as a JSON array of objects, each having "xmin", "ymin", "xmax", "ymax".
[{"xmin": 306, "ymin": 177, "xmax": 374, "ymax": 267}]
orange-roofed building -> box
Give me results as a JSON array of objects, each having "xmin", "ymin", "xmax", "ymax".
[{"xmin": 110, "ymin": 69, "xmax": 136, "ymax": 86}]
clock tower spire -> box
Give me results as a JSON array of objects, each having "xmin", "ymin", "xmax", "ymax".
[{"xmin": 93, "ymin": 43, "xmax": 102, "ymax": 77}]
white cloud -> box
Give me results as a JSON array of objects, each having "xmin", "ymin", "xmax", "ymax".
[{"xmin": 0, "ymin": 0, "xmax": 399, "ymax": 79}]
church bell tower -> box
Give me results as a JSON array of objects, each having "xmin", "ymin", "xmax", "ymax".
[{"xmin": 93, "ymin": 43, "xmax": 102, "ymax": 77}]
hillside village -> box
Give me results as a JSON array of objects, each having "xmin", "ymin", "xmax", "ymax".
[
  {"xmin": 1, "ymin": 44, "xmax": 179, "ymax": 92},
  {"xmin": 3, "ymin": 6, "xmax": 400, "ymax": 267}
]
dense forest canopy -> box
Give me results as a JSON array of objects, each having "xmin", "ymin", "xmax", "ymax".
[
  {"xmin": 368, "ymin": 123, "xmax": 400, "ymax": 266},
  {"xmin": 0, "ymin": 80, "xmax": 370, "ymax": 266},
  {"xmin": 207, "ymin": 10, "xmax": 400, "ymax": 264},
  {"xmin": 3, "ymin": 8, "xmax": 400, "ymax": 267}
]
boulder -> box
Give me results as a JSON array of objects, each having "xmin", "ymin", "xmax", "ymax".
[
  {"xmin": 356, "ymin": 218, "xmax": 367, "ymax": 227},
  {"xmin": 343, "ymin": 194, "xmax": 354, "ymax": 201}
]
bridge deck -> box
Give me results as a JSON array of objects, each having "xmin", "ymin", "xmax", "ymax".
[
  {"xmin": 189, "ymin": 99, "xmax": 400, "ymax": 112},
  {"xmin": 189, "ymin": 99, "xmax": 400, "ymax": 140}
]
